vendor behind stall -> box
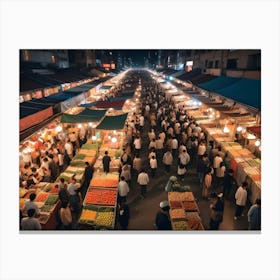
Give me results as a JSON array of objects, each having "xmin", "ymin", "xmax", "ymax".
[{"xmin": 165, "ymin": 176, "xmax": 190, "ymax": 192}]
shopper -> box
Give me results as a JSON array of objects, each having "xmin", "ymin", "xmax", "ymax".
[
  {"xmin": 149, "ymin": 155, "xmax": 158, "ymax": 177},
  {"xmin": 117, "ymin": 201, "xmax": 130, "ymax": 230},
  {"xmin": 215, "ymin": 161, "xmax": 226, "ymax": 192},
  {"xmin": 223, "ymin": 169, "xmax": 234, "ymax": 199},
  {"xmin": 137, "ymin": 169, "xmax": 149, "ymax": 199},
  {"xmin": 247, "ymin": 198, "xmax": 261, "ymax": 230},
  {"xmin": 23, "ymin": 193, "xmax": 40, "ymax": 217},
  {"xmin": 234, "ymin": 181, "xmax": 248, "ymax": 220},
  {"xmin": 162, "ymin": 149, "xmax": 173, "ymax": 173},
  {"xmin": 84, "ymin": 161, "xmax": 94, "ymax": 189},
  {"xmin": 59, "ymin": 201, "xmax": 72, "ymax": 230},
  {"xmin": 21, "ymin": 208, "xmax": 41, "ymax": 230},
  {"xmin": 132, "ymin": 153, "xmax": 142, "ymax": 175},
  {"xmin": 118, "ymin": 176, "xmax": 130, "ymax": 203},
  {"xmin": 202, "ymin": 168, "xmax": 212, "ymax": 199},
  {"xmin": 155, "ymin": 200, "xmax": 172, "ymax": 230},
  {"xmin": 102, "ymin": 151, "xmax": 111, "ymax": 174},
  {"xmin": 209, "ymin": 193, "xmax": 224, "ymax": 230}
]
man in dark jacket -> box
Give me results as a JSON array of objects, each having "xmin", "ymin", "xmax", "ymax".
[{"xmin": 155, "ymin": 200, "xmax": 172, "ymax": 230}]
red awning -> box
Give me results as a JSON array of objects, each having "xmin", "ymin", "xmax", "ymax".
[
  {"xmin": 94, "ymin": 100, "xmax": 126, "ymax": 109},
  {"xmin": 247, "ymin": 126, "xmax": 261, "ymax": 138}
]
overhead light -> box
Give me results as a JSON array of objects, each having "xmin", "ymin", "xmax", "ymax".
[
  {"xmin": 78, "ymin": 124, "xmax": 82, "ymax": 129},
  {"xmin": 236, "ymin": 126, "xmax": 243, "ymax": 132},
  {"xmin": 56, "ymin": 125, "xmax": 62, "ymax": 132},
  {"xmin": 223, "ymin": 126, "xmax": 230, "ymax": 133},
  {"xmin": 111, "ymin": 137, "xmax": 117, "ymax": 143},
  {"xmin": 247, "ymin": 133, "xmax": 256, "ymax": 140},
  {"xmin": 89, "ymin": 122, "xmax": 93, "ymax": 127},
  {"xmin": 255, "ymin": 140, "xmax": 261, "ymax": 147},
  {"xmin": 92, "ymin": 135, "xmax": 97, "ymax": 141}
]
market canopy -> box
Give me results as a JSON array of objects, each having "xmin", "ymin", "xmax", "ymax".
[
  {"xmin": 215, "ymin": 78, "xmax": 261, "ymax": 109},
  {"xmin": 96, "ymin": 113, "xmax": 128, "ymax": 130},
  {"xmin": 247, "ymin": 125, "xmax": 261, "ymax": 138},
  {"xmin": 61, "ymin": 108, "xmax": 107, "ymax": 123},
  {"xmin": 99, "ymin": 85, "xmax": 113, "ymax": 90},
  {"xmin": 198, "ymin": 76, "xmax": 241, "ymax": 91},
  {"xmin": 93, "ymin": 100, "xmax": 126, "ymax": 109}
]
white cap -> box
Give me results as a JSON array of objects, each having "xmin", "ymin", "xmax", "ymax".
[{"xmin": 160, "ymin": 200, "xmax": 169, "ymax": 208}]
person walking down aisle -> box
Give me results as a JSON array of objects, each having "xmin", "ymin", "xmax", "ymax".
[
  {"xmin": 234, "ymin": 181, "xmax": 248, "ymax": 220},
  {"xmin": 155, "ymin": 200, "xmax": 172, "ymax": 230},
  {"xmin": 247, "ymin": 198, "xmax": 261, "ymax": 230},
  {"xmin": 209, "ymin": 193, "xmax": 224, "ymax": 230},
  {"xmin": 21, "ymin": 208, "xmax": 41, "ymax": 230},
  {"xmin": 102, "ymin": 151, "xmax": 111, "ymax": 174},
  {"xmin": 137, "ymin": 169, "xmax": 149, "ymax": 199},
  {"xmin": 117, "ymin": 176, "xmax": 130, "ymax": 204},
  {"xmin": 117, "ymin": 201, "xmax": 130, "ymax": 230}
]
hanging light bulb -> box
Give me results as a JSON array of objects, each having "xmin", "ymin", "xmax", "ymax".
[
  {"xmin": 89, "ymin": 122, "xmax": 93, "ymax": 127},
  {"xmin": 78, "ymin": 124, "xmax": 82, "ymax": 129},
  {"xmin": 255, "ymin": 140, "xmax": 261, "ymax": 147},
  {"xmin": 111, "ymin": 137, "xmax": 117, "ymax": 143},
  {"xmin": 223, "ymin": 126, "xmax": 230, "ymax": 133},
  {"xmin": 236, "ymin": 126, "xmax": 242, "ymax": 132},
  {"xmin": 91, "ymin": 135, "xmax": 97, "ymax": 141},
  {"xmin": 56, "ymin": 125, "xmax": 62, "ymax": 133}
]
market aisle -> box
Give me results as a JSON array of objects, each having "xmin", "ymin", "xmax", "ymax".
[{"xmin": 125, "ymin": 110, "xmax": 250, "ymax": 231}]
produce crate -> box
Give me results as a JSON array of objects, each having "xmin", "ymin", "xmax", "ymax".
[
  {"xmin": 168, "ymin": 191, "xmax": 195, "ymax": 202},
  {"xmin": 171, "ymin": 220, "xmax": 188, "ymax": 230},
  {"xmin": 35, "ymin": 192, "xmax": 49, "ymax": 203},
  {"xmin": 79, "ymin": 205, "xmax": 116, "ymax": 230},
  {"xmin": 84, "ymin": 187, "xmax": 117, "ymax": 207},
  {"xmin": 182, "ymin": 200, "xmax": 199, "ymax": 212},
  {"xmin": 90, "ymin": 172, "xmax": 119, "ymax": 188},
  {"xmin": 186, "ymin": 220, "xmax": 204, "ymax": 230},
  {"xmin": 169, "ymin": 208, "xmax": 186, "ymax": 220}
]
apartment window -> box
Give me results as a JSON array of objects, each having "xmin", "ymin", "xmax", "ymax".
[
  {"xmin": 247, "ymin": 53, "xmax": 261, "ymax": 70},
  {"xmin": 208, "ymin": 61, "xmax": 213, "ymax": 68},
  {"xmin": 205, "ymin": 60, "xmax": 208, "ymax": 67},
  {"xmin": 215, "ymin": 60, "xmax": 219, "ymax": 68},
  {"xmin": 227, "ymin": 58, "xmax": 238, "ymax": 69}
]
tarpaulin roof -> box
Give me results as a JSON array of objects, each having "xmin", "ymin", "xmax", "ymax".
[
  {"xmin": 63, "ymin": 81, "xmax": 99, "ymax": 94},
  {"xmin": 94, "ymin": 100, "xmax": 126, "ymax": 109},
  {"xmin": 96, "ymin": 113, "xmax": 128, "ymax": 130},
  {"xmin": 198, "ymin": 76, "xmax": 241, "ymax": 91},
  {"xmin": 247, "ymin": 125, "xmax": 261, "ymax": 138},
  {"xmin": 215, "ymin": 78, "xmax": 261, "ymax": 109},
  {"xmin": 99, "ymin": 85, "xmax": 113, "ymax": 90},
  {"xmin": 61, "ymin": 108, "xmax": 107, "ymax": 123}
]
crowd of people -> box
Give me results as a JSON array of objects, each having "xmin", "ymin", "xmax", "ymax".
[{"xmin": 19, "ymin": 71, "xmax": 261, "ymax": 231}]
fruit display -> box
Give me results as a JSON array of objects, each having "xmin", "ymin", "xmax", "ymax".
[
  {"xmin": 84, "ymin": 188, "xmax": 117, "ymax": 206},
  {"xmin": 82, "ymin": 143, "xmax": 100, "ymax": 151},
  {"xmin": 79, "ymin": 209, "xmax": 98, "ymax": 224},
  {"xmin": 19, "ymin": 198, "xmax": 27, "ymax": 210},
  {"xmin": 40, "ymin": 204, "xmax": 54, "ymax": 213},
  {"xmin": 172, "ymin": 220, "xmax": 188, "ymax": 230},
  {"xmin": 49, "ymin": 187, "xmax": 59, "ymax": 194},
  {"xmin": 35, "ymin": 192, "xmax": 49, "ymax": 203},
  {"xmin": 19, "ymin": 188, "xmax": 28, "ymax": 198},
  {"xmin": 186, "ymin": 212, "xmax": 201, "ymax": 222},
  {"xmin": 95, "ymin": 211, "xmax": 114, "ymax": 227},
  {"xmin": 186, "ymin": 220, "xmax": 204, "ymax": 230},
  {"xmin": 44, "ymin": 194, "xmax": 58, "ymax": 205},
  {"xmin": 170, "ymin": 208, "xmax": 186, "ymax": 220},
  {"xmin": 90, "ymin": 172, "xmax": 119, "ymax": 188},
  {"xmin": 180, "ymin": 192, "xmax": 195, "ymax": 201},
  {"xmin": 168, "ymin": 192, "xmax": 194, "ymax": 202},
  {"xmin": 182, "ymin": 201, "xmax": 199, "ymax": 212},
  {"xmin": 169, "ymin": 201, "xmax": 182, "ymax": 209},
  {"xmin": 38, "ymin": 213, "xmax": 50, "ymax": 224}
]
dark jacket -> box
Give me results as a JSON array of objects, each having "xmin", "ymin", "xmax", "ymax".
[{"xmin": 155, "ymin": 211, "xmax": 172, "ymax": 230}]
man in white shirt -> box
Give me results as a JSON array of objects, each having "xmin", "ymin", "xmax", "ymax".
[
  {"xmin": 149, "ymin": 155, "xmax": 158, "ymax": 177},
  {"xmin": 133, "ymin": 136, "xmax": 141, "ymax": 154},
  {"xmin": 64, "ymin": 140, "xmax": 73, "ymax": 159},
  {"xmin": 118, "ymin": 176, "xmax": 130, "ymax": 203},
  {"xmin": 234, "ymin": 182, "xmax": 248, "ymax": 220},
  {"xmin": 137, "ymin": 169, "xmax": 149, "ymax": 199}
]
